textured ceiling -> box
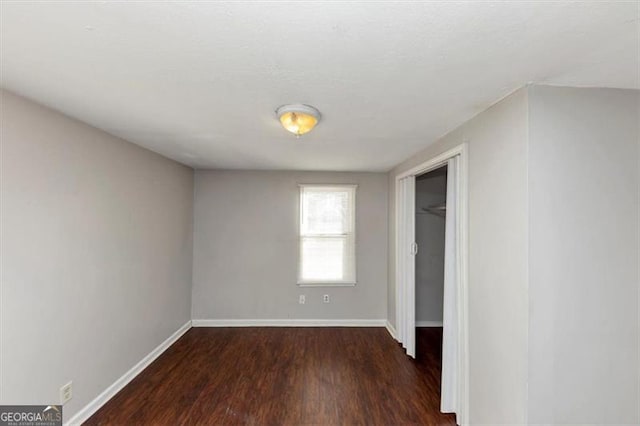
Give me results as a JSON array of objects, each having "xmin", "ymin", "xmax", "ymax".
[{"xmin": 1, "ymin": 1, "xmax": 638, "ymax": 171}]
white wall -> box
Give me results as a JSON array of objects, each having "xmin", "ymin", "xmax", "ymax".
[
  {"xmin": 192, "ymin": 170, "xmax": 388, "ymax": 321},
  {"xmin": 0, "ymin": 90, "xmax": 194, "ymax": 422},
  {"xmin": 527, "ymin": 86, "xmax": 640, "ymax": 424},
  {"xmin": 415, "ymin": 171, "xmax": 446, "ymax": 323},
  {"xmin": 388, "ymin": 88, "xmax": 530, "ymax": 424}
]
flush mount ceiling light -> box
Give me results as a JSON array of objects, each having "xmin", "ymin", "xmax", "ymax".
[{"xmin": 276, "ymin": 104, "xmax": 321, "ymax": 136}]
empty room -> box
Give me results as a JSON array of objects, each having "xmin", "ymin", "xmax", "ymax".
[{"xmin": 1, "ymin": 1, "xmax": 639, "ymax": 425}]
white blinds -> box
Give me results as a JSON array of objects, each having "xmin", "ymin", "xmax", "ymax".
[{"xmin": 298, "ymin": 185, "xmax": 356, "ymax": 284}]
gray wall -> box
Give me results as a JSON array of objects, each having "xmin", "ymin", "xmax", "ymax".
[
  {"xmin": 192, "ymin": 170, "xmax": 388, "ymax": 320},
  {"xmin": 0, "ymin": 90, "xmax": 194, "ymax": 422},
  {"xmin": 388, "ymin": 88, "xmax": 530, "ymax": 424},
  {"xmin": 388, "ymin": 85, "xmax": 640, "ymax": 424},
  {"xmin": 415, "ymin": 171, "xmax": 446, "ymax": 323},
  {"xmin": 527, "ymin": 86, "xmax": 639, "ymax": 424}
]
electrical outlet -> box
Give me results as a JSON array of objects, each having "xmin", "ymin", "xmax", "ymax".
[
  {"xmin": 60, "ymin": 381, "xmax": 72, "ymax": 405},
  {"xmin": 299, "ymin": 295, "xmax": 305, "ymax": 304},
  {"xmin": 323, "ymin": 294, "xmax": 330, "ymax": 303}
]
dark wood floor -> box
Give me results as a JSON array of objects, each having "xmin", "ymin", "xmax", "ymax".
[{"xmin": 86, "ymin": 327, "xmax": 455, "ymax": 425}]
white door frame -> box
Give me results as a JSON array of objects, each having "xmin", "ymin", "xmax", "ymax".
[{"xmin": 394, "ymin": 143, "xmax": 469, "ymax": 425}]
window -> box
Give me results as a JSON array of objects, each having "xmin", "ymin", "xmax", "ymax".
[{"xmin": 298, "ymin": 184, "xmax": 356, "ymax": 285}]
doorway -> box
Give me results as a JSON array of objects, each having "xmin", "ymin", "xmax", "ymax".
[
  {"xmin": 394, "ymin": 144, "xmax": 468, "ymax": 424},
  {"xmin": 415, "ymin": 165, "xmax": 447, "ymax": 335}
]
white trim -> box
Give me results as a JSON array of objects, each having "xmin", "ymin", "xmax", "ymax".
[
  {"xmin": 458, "ymin": 143, "xmax": 470, "ymax": 426},
  {"xmin": 396, "ymin": 144, "xmax": 466, "ymax": 180},
  {"xmin": 297, "ymin": 183, "xmax": 358, "ymax": 189},
  {"xmin": 65, "ymin": 320, "xmax": 192, "ymax": 426},
  {"xmin": 394, "ymin": 142, "xmax": 469, "ymax": 426},
  {"xmin": 297, "ymin": 282, "xmax": 356, "ymax": 287},
  {"xmin": 385, "ymin": 320, "xmax": 397, "ymax": 340},
  {"xmin": 416, "ymin": 321, "xmax": 444, "ymax": 327},
  {"xmin": 192, "ymin": 319, "xmax": 386, "ymax": 327}
]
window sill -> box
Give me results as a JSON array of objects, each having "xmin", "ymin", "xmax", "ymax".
[{"xmin": 297, "ymin": 281, "xmax": 357, "ymax": 288}]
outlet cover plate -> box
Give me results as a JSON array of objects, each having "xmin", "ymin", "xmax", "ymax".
[{"xmin": 60, "ymin": 381, "xmax": 72, "ymax": 405}]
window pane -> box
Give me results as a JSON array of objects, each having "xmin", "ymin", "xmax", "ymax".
[
  {"xmin": 300, "ymin": 236, "xmax": 345, "ymax": 281},
  {"xmin": 302, "ymin": 189, "xmax": 349, "ymax": 235},
  {"xmin": 298, "ymin": 185, "xmax": 356, "ymax": 284}
]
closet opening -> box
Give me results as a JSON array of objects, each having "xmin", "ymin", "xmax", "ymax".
[
  {"xmin": 415, "ymin": 165, "xmax": 447, "ymax": 364},
  {"xmin": 394, "ymin": 143, "xmax": 468, "ymax": 424}
]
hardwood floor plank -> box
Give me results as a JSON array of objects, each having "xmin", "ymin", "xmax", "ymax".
[{"xmin": 85, "ymin": 327, "xmax": 455, "ymax": 425}]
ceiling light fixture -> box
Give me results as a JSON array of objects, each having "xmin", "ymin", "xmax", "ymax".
[{"xmin": 276, "ymin": 104, "xmax": 321, "ymax": 137}]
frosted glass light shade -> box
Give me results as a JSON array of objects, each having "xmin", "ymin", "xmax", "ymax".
[{"xmin": 276, "ymin": 104, "xmax": 321, "ymax": 136}]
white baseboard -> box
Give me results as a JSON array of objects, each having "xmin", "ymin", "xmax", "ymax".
[
  {"xmin": 416, "ymin": 320, "xmax": 443, "ymax": 327},
  {"xmin": 385, "ymin": 320, "xmax": 397, "ymax": 340},
  {"xmin": 65, "ymin": 320, "xmax": 192, "ymax": 426},
  {"xmin": 192, "ymin": 319, "xmax": 386, "ymax": 327}
]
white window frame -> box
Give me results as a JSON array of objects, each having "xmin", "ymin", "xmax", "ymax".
[{"xmin": 297, "ymin": 184, "xmax": 357, "ymax": 287}]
